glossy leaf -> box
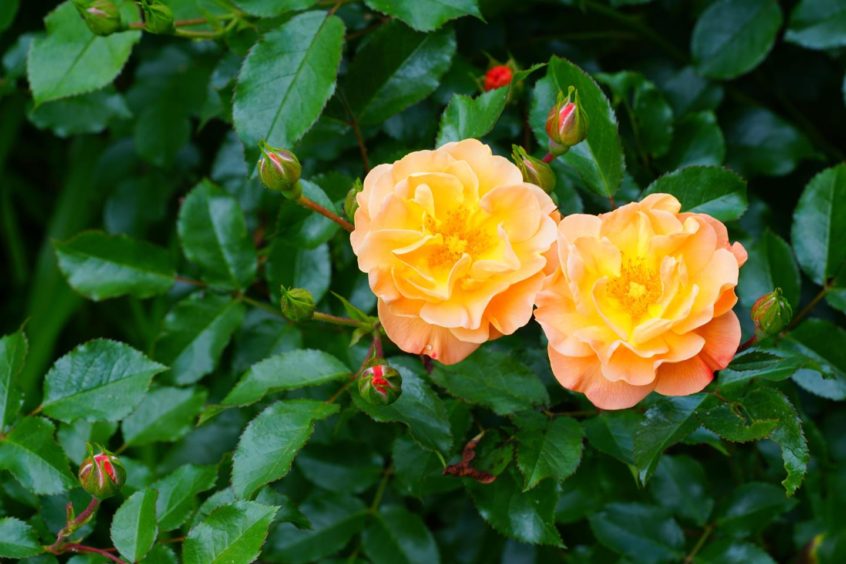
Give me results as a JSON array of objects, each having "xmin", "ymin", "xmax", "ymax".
[
  {"xmin": 183, "ymin": 501, "xmax": 278, "ymax": 564},
  {"xmin": 738, "ymin": 230, "xmax": 801, "ymax": 309},
  {"xmin": 0, "ymin": 518, "xmax": 41, "ymax": 559},
  {"xmin": 589, "ymin": 502, "xmax": 684, "ymax": 563},
  {"xmin": 364, "ymin": 0, "xmax": 481, "ymax": 32},
  {"xmin": 643, "ymin": 166, "xmax": 747, "ymax": 221},
  {"xmin": 28, "ymin": 89, "xmax": 131, "ymax": 137},
  {"xmin": 233, "ymin": 0, "xmax": 316, "ymax": 18},
  {"xmin": 362, "ymin": 505, "xmax": 441, "ymax": 564},
  {"xmin": 792, "ymin": 164, "xmax": 846, "ymax": 286},
  {"xmin": 785, "ymin": 0, "xmax": 846, "ymax": 50},
  {"xmin": 782, "ymin": 319, "xmax": 846, "ymax": 400},
  {"xmin": 153, "ymin": 464, "xmax": 218, "ymax": 532},
  {"xmin": 121, "ymin": 386, "xmax": 207, "ymax": 447},
  {"xmin": 648, "ymin": 455, "xmax": 713, "ymax": 526},
  {"xmin": 111, "ymin": 489, "xmax": 158, "ymax": 562},
  {"xmin": 715, "ymin": 482, "xmax": 797, "ymax": 537},
  {"xmin": 514, "ymin": 412, "xmax": 584, "ymax": 491},
  {"xmin": 725, "ymin": 106, "xmax": 817, "ymax": 177},
  {"xmin": 436, "ymin": 87, "xmax": 509, "ymax": 146},
  {"xmin": 0, "ymin": 330, "xmax": 27, "ymax": 430},
  {"xmin": 658, "ymin": 111, "xmax": 725, "ymax": 169},
  {"xmin": 695, "ymin": 539, "xmax": 776, "ymax": 564},
  {"xmin": 0, "ymin": 417, "xmax": 76, "ymax": 495}
]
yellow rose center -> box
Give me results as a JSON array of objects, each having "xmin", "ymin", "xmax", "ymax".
[
  {"xmin": 423, "ymin": 205, "xmax": 495, "ymax": 269},
  {"xmin": 607, "ymin": 256, "xmax": 661, "ymax": 320}
]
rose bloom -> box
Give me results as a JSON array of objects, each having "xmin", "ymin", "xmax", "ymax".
[
  {"xmin": 535, "ymin": 193, "xmax": 747, "ymax": 409},
  {"xmin": 351, "ymin": 139, "xmax": 558, "ymax": 364}
]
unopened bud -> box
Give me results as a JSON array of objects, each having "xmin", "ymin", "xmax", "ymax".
[
  {"xmin": 280, "ymin": 287, "xmax": 315, "ymax": 322},
  {"xmin": 511, "ymin": 145, "xmax": 556, "ymax": 194},
  {"xmin": 344, "ymin": 179, "xmax": 363, "ymax": 221},
  {"xmin": 72, "ymin": 0, "xmax": 123, "ymax": 36},
  {"xmin": 484, "ymin": 64, "xmax": 513, "ymax": 91},
  {"xmin": 546, "ymin": 86, "xmax": 588, "ymax": 156},
  {"xmin": 751, "ymin": 288, "xmax": 793, "ymax": 339},
  {"xmin": 358, "ymin": 363, "xmax": 402, "ymax": 405},
  {"xmin": 258, "ymin": 143, "xmax": 302, "ymax": 200},
  {"xmin": 139, "ymin": 0, "xmax": 174, "ymax": 34},
  {"xmin": 78, "ymin": 446, "xmax": 125, "ymax": 499}
]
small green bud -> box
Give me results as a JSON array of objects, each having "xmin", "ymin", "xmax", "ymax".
[
  {"xmin": 511, "ymin": 145, "xmax": 556, "ymax": 194},
  {"xmin": 358, "ymin": 363, "xmax": 402, "ymax": 405},
  {"xmin": 258, "ymin": 143, "xmax": 302, "ymax": 200},
  {"xmin": 545, "ymin": 86, "xmax": 588, "ymax": 156},
  {"xmin": 139, "ymin": 0, "xmax": 174, "ymax": 34},
  {"xmin": 751, "ymin": 288, "xmax": 793, "ymax": 339},
  {"xmin": 78, "ymin": 445, "xmax": 125, "ymax": 499},
  {"xmin": 280, "ymin": 287, "xmax": 315, "ymax": 322},
  {"xmin": 344, "ymin": 179, "xmax": 363, "ymax": 221},
  {"xmin": 72, "ymin": 0, "xmax": 123, "ymax": 36}
]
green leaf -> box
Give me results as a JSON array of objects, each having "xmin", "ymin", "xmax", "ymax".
[
  {"xmin": 233, "ymin": 0, "xmax": 316, "ymax": 18},
  {"xmin": 783, "ymin": 319, "xmax": 846, "ymax": 400},
  {"xmin": 344, "ymin": 22, "xmax": 456, "ymax": 125},
  {"xmin": 54, "ymin": 231, "xmax": 175, "ymax": 301},
  {"xmin": 42, "ymin": 339, "xmax": 166, "ymax": 422},
  {"xmin": 583, "ymin": 410, "xmax": 641, "ymax": 466},
  {"xmin": 648, "ymin": 455, "xmax": 713, "ymax": 526},
  {"xmin": 353, "ymin": 360, "xmax": 452, "ymax": 454},
  {"xmin": 0, "ymin": 517, "xmax": 42, "ymax": 559},
  {"xmin": 362, "ymin": 505, "xmax": 441, "ymax": 564},
  {"xmin": 177, "ymin": 180, "xmax": 257, "ymax": 291},
  {"xmin": 738, "ymin": 230, "xmax": 801, "ymax": 309},
  {"xmin": 268, "ymin": 492, "xmax": 366, "ymax": 562},
  {"xmin": 142, "ymin": 545, "xmax": 179, "ymax": 564},
  {"xmin": 233, "ymin": 11, "xmax": 345, "ymax": 153},
  {"xmin": 725, "ymin": 106, "xmax": 817, "ymax": 177},
  {"xmin": 589, "ymin": 502, "xmax": 684, "ymax": 563},
  {"xmin": 392, "ymin": 435, "xmax": 458, "ymax": 499},
  {"xmin": 436, "ymin": 87, "xmax": 509, "ymax": 147},
  {"xmin": 153, "ymin": 293, "xmax": 245, "ymax": 385},
  {"xmin": 700, "ymin": 394, "xmax": 779, "ymax": 443},
  {"xmin": 785, "ymin": 0, "xmax": 846, "ymax": 50},
  {"xmin": 265, "ymin": 241, "xmax": 331, "ymax": 303},
  {"xmin": 791, "ymin": 163, "xmax": 846, "ymax": 286},
  {"xmin": 296, "ymin": 443, "xmax": 383, "ymax": 494},
  {"xmin": 430, "ymin": 350, "xmax": 548, "ymax": 415},
  {"xmin": 467, "ymin": 469, "xmax": 563, "ymax": 547},
  {"xmin": 111, "ymin": 489, "xmax": 158, "ymax": 562},
  {"xmin": 715, "ymin": 482, "xmax": 797, "ymax": 537},
  {"xmin": 28, "ymin": 89, "xmax": 131, "ymax": 138},
  {"xmin": 695, "ymin": 539, "xmax": 776, "ymax": 564},
  {"xmin": 0, "ymin": 0, "xmax": 19, "ymax": 34},
  {"xmin": 538, "ymin": 57, "xmax": 625, "ymax": 196},
  {"xmin": 27, "ymin": 1, "xmax": 141, "ymax": 105},
  {"xmin": 691, "ymin": 0, "xmax": 783, "ymax": 80},
  {"xmin": 0, "ymin": 330, "xmax": 27, "ymax": 430},
  {"xmin": 658, "ymin": 111, "xmax": 725, "ymax": 169},
  {"xmin": 633, "ymin": 394, "xmax": 708, "ymax": 483},
  {"xmin": 718, "ymin": 349, "xmax": 807, "ymax": 389},
  {"xmin": 121, "ymin": 386, "xmax": 207, "ymax": 447},
  {"xmin": 275, "ymin": 180, "xmax": 340, "ymax": 250},
  {"xmin": 153, "ymin": 464, "xmax": 218, "ymax": 532},
  {"xmin": 364, "ymin": 0, "xmax": 481, "ymax": 32},
  {"xmin": 642, "ymin": 166, "xmax": 747, "ymax": 222},
  {"xmin": 231, "ymin": 399, "xmax": 339, "ymax": 499},
  {"xmin": 222, "ymin": 349, "xmax": 349, "ymax": 408},
  {"xmin": 183, "ymin": 501, "xmax": 278, "ymax": 564},
  {"xmin": 0, "ymin": 417, "xmax": 76, "ymax": 494},
  {"xmin": 514, "ymin": 412, "xmax": 584, "ymax": 491}
]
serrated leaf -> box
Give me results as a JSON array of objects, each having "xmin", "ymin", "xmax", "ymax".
[
  {"xmin": 233, "ymin": 11, "xmax": 344, "ymax": 154},
  {"xmin": 725, "ymin": 106, "xmax": 817, "ymax": 177},
  {"xmin": 700, "ymin": 392, "xmax": 779, "ymax": 442},
  {"xmin": 0, "ymin": 330, "xmax": 27, "ymax": 430},
  {"xmin": 364, "ymin": 0, "xmax": 481, "ymax": 32},
  {"xmin": 153, "ymin": 293, "xmax": 245, "ymax": 385},
  {"xmin": 718, "ymin": 349, "xmax": 807, "ymax": 389},
  {"xmin": 28, "ymin": 88, "xmax": 132, "ymax": 138},
  {"xmin": 362, "ymin": 505, "xmax": 441, "ymax": 564},
  {"xmin": 514, "ymin": 413, "xmax": 583, "ymax": 491},
  {"xmin": 715, "ymin": 482, "xmax": 796, "ymax": 537},
  {"xmin": 583, "ymin": 410, "xmax": 641, "ymax": 466},
  {"xmin": 54, "ymin": 231, "xmax": 175, "ymax": 301},
  {"xmin": 648, "ymin": 455, "xmax": 713, "ymax": 526},
  {"xmin": 782, "ymin": 319, "xmax": 846, "ymax": 400},
  {"xmin": 122, "ymin": 386, "xmax": 207, "ymax": 447},
  {"xmin": 344, "ymin": 22, "xmax": 456, "ymax": 125},
  {"xmin": 232, "ymin": 399, "xmax": 339, "ymax": 499},
  {"xmin": 392, "ymin": 435, "xmax": 458, "ymax": 499},
  {"xmin": 691, "ymin": 0, "xmax": 783, "ymax": 80},
  {"xmin": 42, "ymin": 339, "xmax": 166, "ymax": 422},
  {"xmin": 111, "ymin": 489, "xmax": 158, "ymax": 562},
  {"xmin": 642, "ymin": 166, "xmax": 747, "ymax": 222},
  {"xmin": 233, "ymin": 0, "xmax": 316, "ymax": 18},
  {"xmin": 275, "ymin": 180, "xmax": 340, "ymax": 250},
  {"xmin": 589, "ymin": 502, "xmax": 684, "ymax": 563},
  {"xmin": 265, "ymin": 241, "xmax": 331, "ymax": 303},
  {"xmin": 183, "ymin": 501, "xmax": 278, "ymax": 564},
  {"xmin": 785, "ymin": 0, "xmax": 846, "ymax": 50},
  {"xmin": 658, "ymin": 111, "xmax": 725, "ymax": 169},
  {"xmin": 430, "ymin": 350, "xmax": 548, "ymax": 416},
  {"xmin": 695, "ymin": 539, "xmax": 776, "ymax": 564},
  {"xmin": 177, "ymin": 180, "xmax": 257, "ymax": 291},
  {"xmin": 738, "ymin": 230, "xmax": 801, "ymax": 309},
  {"xmin": 0, "ymin": 417, "xmax": 76, "ymax": 495},
  {"xmin": 27, "ymin": 1, "xmax": 141, "ymax": 104},
  {"xmin": 296, "ymin": 443, "xmax": 383, "ymax": 494},
  {"xmin": 153, "ymin": 464, "xmax": 218, "ymax": 532},
  {"xmin": 0, "ymin": 517, "xmax": 42, "ymax": 559},
  {"xmin": 436, "ymin": 86, "xmax": 509, "ymax": 146}
]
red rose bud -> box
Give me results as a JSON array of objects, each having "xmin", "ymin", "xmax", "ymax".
[
  {"xmin": 484, "ymin": 64, "xmax": 513, "ymax": 91},
  {"xmin": 344, "ymin": 179, "xmax": 363, "ymax": 221},
  {"xmin": 358, "ymin": 364, "xmax": 402, "ymax": 405},
  {"xmin": 72, "ymin": 0, "xmax": 123, "ymax": 36},
  {"xmin": 280, "ymin": 286, "xmax": 315, "ymax": 322},
  {"xmin": 545, "ymin": 86, "xmax": 588, "ymax": 156},
  {"xmin": 751, "ymin": 288, "xmax": 793, "ymax": 339},
  {"xmin": 511, "ymin": 145, "xmax": 556, "ymax": 194},
  {"xmin": 78, "ymin": 447, "xmax": 125, "ymax": 499},
  {"xmin": 139, "ymin": 0, "xmax": 174, "ymax": 34},
  {"xmin": 258, "ymin": 143, "xmax": 302, "ymax": 200}
]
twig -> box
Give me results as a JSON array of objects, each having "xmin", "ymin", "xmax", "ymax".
[
  {"xmin": 684, "ymin": 524, "xmax": 714, "ymax": 563},
  {"xmin": 298, "ymin": 195, "xmax": 354, "ymax": 232},
  {"xmin": 64, "ymin": 544, "xmax": 127, "ymax": 564},
  {"xmin": 312, "ymin": 311, "xmax": 365, "ymax": 327}
]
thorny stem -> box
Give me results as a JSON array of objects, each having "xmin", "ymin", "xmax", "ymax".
[
  {"xmin": 45, "ymin": 498, "xmax": 106, "ymax": 557},
  {"xmin": 298, "ymin": 195, "xmax": 355, "ymax": 232},
  {"xmin": 62, "ymin": 544, "xmax": 127, "ymax": 564},
  {"xmin": 684, "ymin": 524, "xmax": 714, "ymax": 563}
]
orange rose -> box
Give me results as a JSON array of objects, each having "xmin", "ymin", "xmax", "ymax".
[
  {"xmin": 351, "ymin": 139, "xmax": 558, "ymax": 364},
  {"xmin": 535, "ymin": 193, "xmax": 747, "ymax": 409}
]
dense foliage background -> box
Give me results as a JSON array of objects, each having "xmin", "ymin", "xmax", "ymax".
[{"xmin": 1, "ymin": 0, "xmax": 846, "ymax": 562}]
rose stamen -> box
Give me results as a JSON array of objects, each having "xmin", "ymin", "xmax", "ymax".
[{"xmin": 607, "ymin": 256, "xmax": 661, "ymax": 320}]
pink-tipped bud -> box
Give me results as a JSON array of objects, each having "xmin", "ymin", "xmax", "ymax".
[
  {"xmin": 78, "ymin": 446, "xmax": 125, "ymax": 499},
  {"xmin": 72, "ymin": 0, "xmax": 123, "ymax": 36},
  {"xmin": 545, "ymin": 86, "xmax": 588, "ymax": 156},
  {"xmin": 358, "ymin": 364, "xmax": 402, "ymax": 405},
  {"xmin": 511, "ymin": 145, "xmax": 556, "ymax": 194},
  {"xmin": 258, "ymin": 143, "xmax": 302, "ymax": 200},
  {"xmin": 751, "ymin": 288, "xmax": 793, "ymax": 339}
]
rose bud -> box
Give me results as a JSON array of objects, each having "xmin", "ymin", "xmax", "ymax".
[
  {"xmin": 546, "ymin": 86, "xmax": 588, "ymax": 156},
  {"xmin": 280, "ymin": 286, "xmax": 315, "ymax": 322},
  {"xmin": 511, "ymin": 145, "xmax": 556, "ymax": 194},
  {"xmin": 484, "ymin": 64, "xmax": 513, "ymax": 91},
  {"xmin": 78, "ymin": 447, "xmax": 125, "ymax": 499},
  {"xmin": 139, "ymin": 0, "xmax": 174, "ymax": 34},
  {"xmin": 72, "ymin": 0, "xmax": 123, "ymax": 36},
  {"xmin": 344, "ymin": 179, "xmax": 363, "ymax": 221},
  {"xmin": 258, "ymin": 143, "xmax": 302, "ymax": 200},
  {"xmin": 358, "ymin": 364, "xmax": 402, "ymax": 405},
  {"xmin": 751, "ymin": 288, "xmax": 793, "ymax": 339}
]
